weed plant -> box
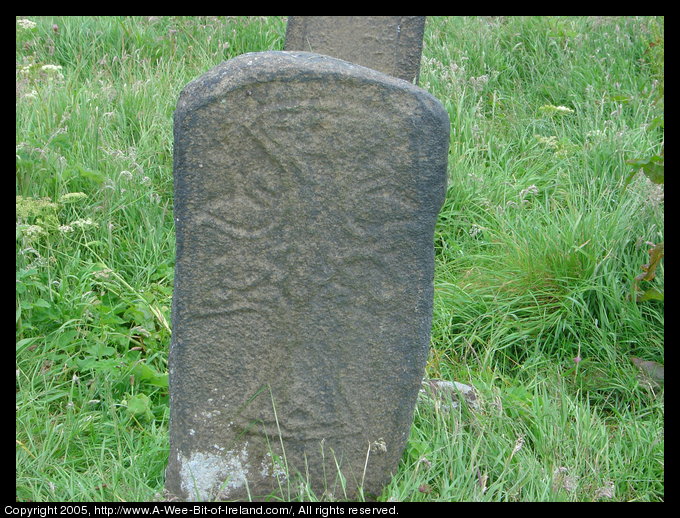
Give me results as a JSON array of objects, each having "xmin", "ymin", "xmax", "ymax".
[{"xmin": 16, "ymin": 16, "xmax": 663, "ymax": 502}]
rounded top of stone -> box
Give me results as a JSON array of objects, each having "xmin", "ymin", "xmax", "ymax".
[{"xmin": 176, "ymin": 51, "xmax": 444, "ymax": 120}]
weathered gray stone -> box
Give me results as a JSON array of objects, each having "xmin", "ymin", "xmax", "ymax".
[
  {"xmin": 166, "ymin": 50, "xmax": 449, "ymax": 501},
  {"xmin": 285, "ymin": 16, "xmax": 426, "ymax": 84}
]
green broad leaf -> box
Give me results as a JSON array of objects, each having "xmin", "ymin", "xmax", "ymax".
[
  {"xmin": 16, "ymin": 268, "xmax": 39, "ymax": 280},
  {"xmin": 637, "ymin": 288, "xmax": 664, "ymax": 302},
  {"xmin": 32, "ymin": 299, "xmax": 52, "ymax": 309},
  {"xmin": 608, "ymin": 94, "xmax": 633, "ymax": 103},
  {"xmin": 126, "ymin": 393, "xmax": 153, "ymax": 419},
  {"xmin": 131, "ymin": 362, "xmax": 169, "ymax": 388},
  {"xmin": 86, "ymin": 343, "xmax": 116, "ymax": 358},
  {"xmin": 50, "ymin": 133, "xmax": 72, "ymax": 152},
  {"xmin": 408, "ymin": 440, "xmax": 430, "ymax": 459},
  {"xmin": 16, "ymin": 337, "xmax": 40, "ymax": 355},
  {"xmin": 54, "ymin": 330, "xmax": 79, "ymax": 350},
  {"xmin": 76, "ymin": 166, "xmax": 106, "ymax": 185},
  {"xmin": 625, "ymin": 154, "xmax": 664, "ymax": 186},
  {"xmin": 649, "ymin": 116, "xmax": 664, "ymax": 131},
  {"xmin": 76, "ymin": 357, "xmax": 98, "ymax": 371}
]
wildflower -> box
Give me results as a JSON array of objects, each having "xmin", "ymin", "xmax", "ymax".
[
  {"xmin": 586, "ymin": 129, "xmax": 606, "ymax": 139},
  {"xmin": 23, "ymin": 90, "xmax": 38, "ymax": 100},
  {"xmin": 18, "ymin": 64, "xmax": 33, "ymax": 76},
  {"xmin": 534, "ymin": 134, "xmax": 560, "ymax": 150},
  {"xmin": 17, "ymin": 19, "xmax": 37, "ymax": 30},
  {"xmin": 93, "ymin": 268, "xmax": 113, "ymax": 280},
  {"xmin": 449, "ymin": 62, "xmax": 464, "ymax": 74},
  {"xmin": 552, "ymin": 466, "xmax": 578, "ymax": 493},
  {"xmin": 594, "ymin": 481, "xmax": 615, "ymax": 500},
  {"xmin": 469, "ymin": 224, "xmax": 483, "ymax": 237},
  {"xmin": 519, "ymin": 185, "xmax": 539, "ymax": 203},
  {"xmin": 41, "ymin": 64, "xmax": 63, "ymax": 73},
  {"xmin": 119, "ymin": 170, "xmax": 133, "ymax": 180},
  {"xmin": 469, "ymin": 74, "xmax": 489, "ymax": 92},
  {"xmin": 58, "ymin": 225, "xmax": 74, "ymax": 233},
  {"xmin": 130, "ymin": 326, "xmax": 151, "ymax": 338},
  {"xmin": 574, "ymin": 343, "xmax": 582, "ymax": 364},
  {"xmin": 21, "ymin": 224, "xmax": 46, "ymax": 238},
  {"xmin": 476, "ymin": 468, "xmax": 488, "ymax": 493},
  {"xmin": 41, "ymin": 64, "xmax": 64, "ymax": 81},
  {"xmin": 19, "ymin": 246, "xmax": 40, "ymax": 258},
  {"xmin": 71, "ymin": 218, "xmax": 95, "ymax": 229},
  {"xmin": 511, "ymin": 435, "xmax": 524, "ymax": 456}
]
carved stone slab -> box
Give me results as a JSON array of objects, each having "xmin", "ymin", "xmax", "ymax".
[
  {"xmin": 166, "ymin": 51, "xmax": 449, "ymax": 501},
  {"xmin": 285, "ymin": 16, "xmax": 426, "ymax": 84}
]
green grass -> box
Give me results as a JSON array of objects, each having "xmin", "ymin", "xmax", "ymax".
[{"xmin": 16, "ymin": 16, "xmax": 663, "ymax": 502}]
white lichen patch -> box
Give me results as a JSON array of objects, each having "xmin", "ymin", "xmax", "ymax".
[
  {"xmin": 179, "ymin": 444, "xmax": 250, "ymax": 501},
  {"xmin": 196, "ymin": 409, "xmax": 222, "ymax": 420},
  {"xmin": 370, "ymin": 438, "xmax": 387, "ymax": 454},
  {"xmin": 260, "ymin": 451, "xmax": 288, "ymax": 481}
]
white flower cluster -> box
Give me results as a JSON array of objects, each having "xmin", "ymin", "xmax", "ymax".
[
  {"xmin": 72, "ymin": 218, "xmax": 95, "ymax": 229},
  {"xmin": 42, "ymin": 64, "xmax": 64, "ymax": 81},
  {"xmin": 17, "ymin": 62, "xmax": 64, "ymax": 81},
  {"xmin": 21, "ymin": 224, "xmax": 45, "ymax": 238},
  {"xmin": 17, "ymin": 19, "xmax": 37, "ymax": 30},
  {"xmin": 58, "ymin": 218, "xmax": 96, "ymax": 233},
  {"xmin": 41, "ymin": 64, "xmax": 63, "ymax": 73},
  {"xmin": 17, "ymin": 64, "xmax": 33, "ymax": 76}
]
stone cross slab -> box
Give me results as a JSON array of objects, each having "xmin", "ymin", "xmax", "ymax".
[
  {"xmin": 285, "ymin": 16, "xmax": 426, "ymax": 84},
  {"xmin": 166, "ymin": 51, "xmax": 449, "ymax": 501}
]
